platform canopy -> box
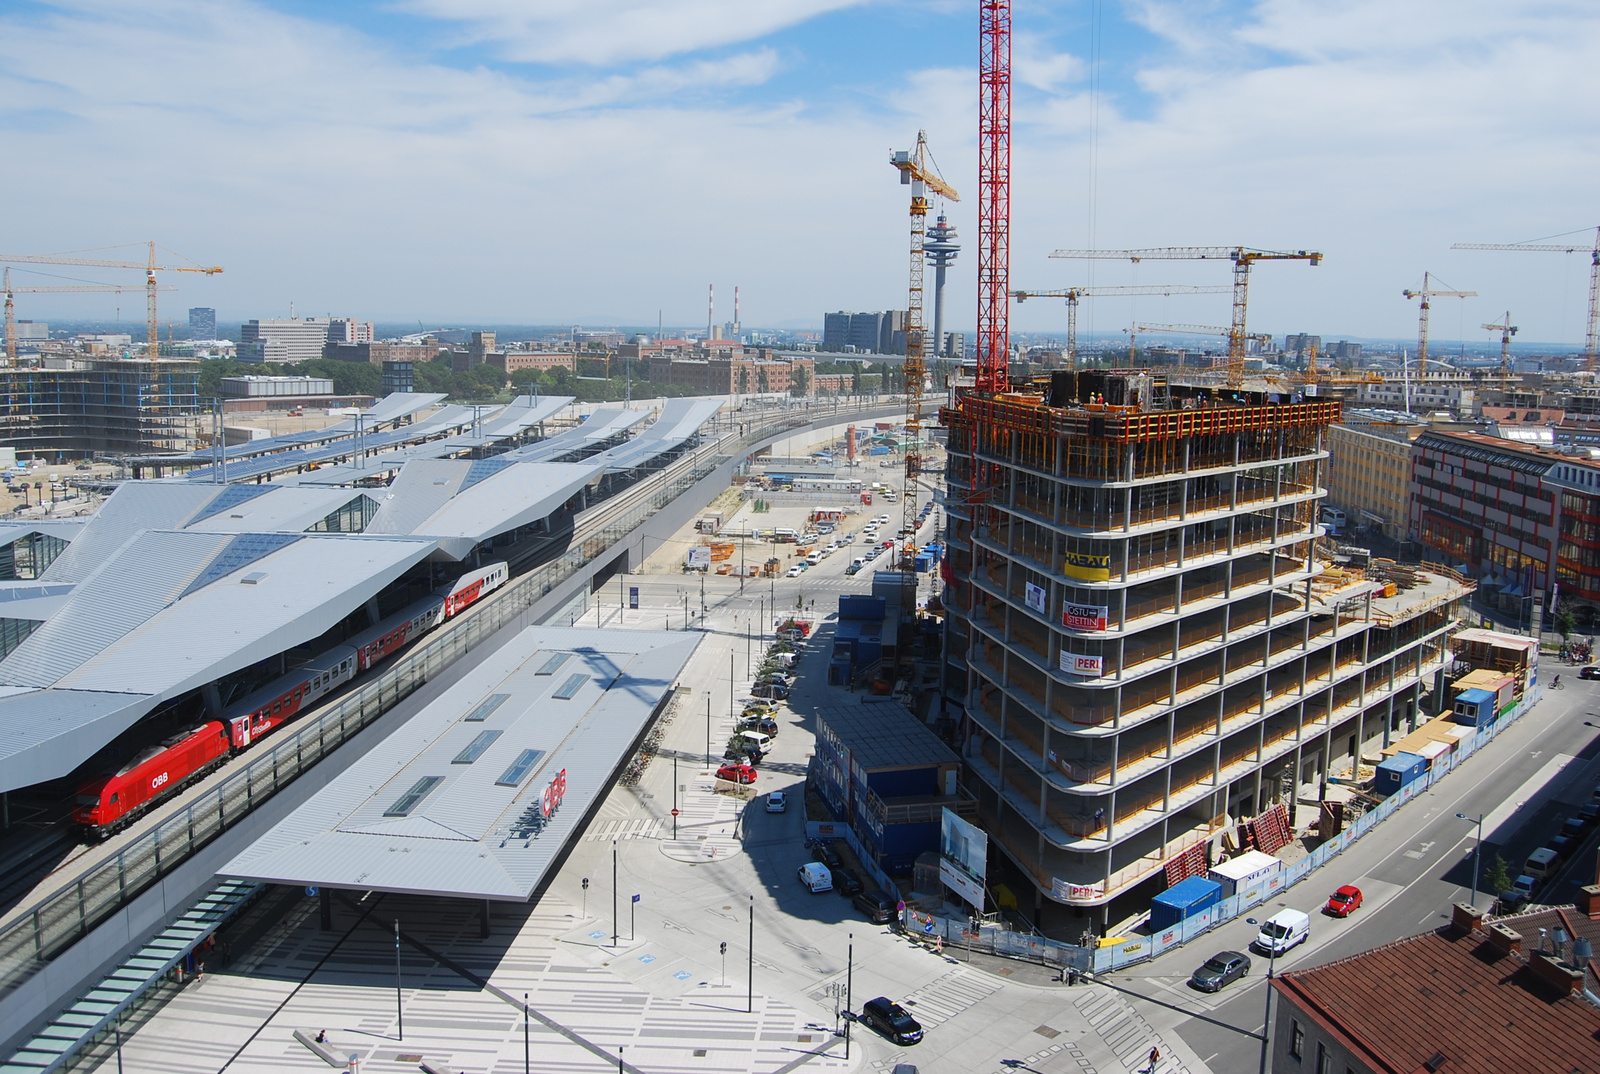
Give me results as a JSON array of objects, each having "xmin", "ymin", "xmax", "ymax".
[{"xmin": 224, "ymin": 627, "xmax": 700, "ymax": 901}]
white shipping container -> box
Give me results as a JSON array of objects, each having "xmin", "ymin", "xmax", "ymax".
[{"xmin": 1207, "ymin": 850, "xmax": 1283, "ymax": 897}]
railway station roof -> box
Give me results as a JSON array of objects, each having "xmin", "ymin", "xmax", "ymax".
[
  {"xmin": 162, "ymin": 392, "xmax": 447, "ymax": 463},
  {"xmin": 364, "ymin": 459, "xmax": 604, "ymax": 559},
  {"xmin": 223, "ymin": 626, "xmax": 699, "ymax": 901},
  {"xmin": 499, "ymin": 406, "xmax": 653, "ymax": 464},
  {"xmin": 0, "ymin": 530, "xmax": 437, "ymax": 792},
  {"xmin": 288, "ymin": 395, "xmax": 575, "ymax": 486},
  {"xmin": 589, "ymin": 398, "xmax": 722, "ymax": 473}
]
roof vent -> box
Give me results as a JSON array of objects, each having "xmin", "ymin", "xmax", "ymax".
[
  {"xmin": 1424, "ymin": 1053, "xmax": 1447, "ymax": 1072},
  {"xmin": 1571, "ymin": 935, "xmax": 1593, "ymax": 972},
  {"xmin": 240, "ymin": 572, "xmax": 267, "ymax": 585}
]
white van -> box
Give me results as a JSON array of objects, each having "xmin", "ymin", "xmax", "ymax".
[
  {"xmin": 1525, "ymin": 847, "xmax": 1559, "ymax": 881},
  {"xmin": 798, "ymin": 861, "xmax": 833, "ymax": 893},
  {"xmin": 1253, "ymin": 908, "xmax": 1310, "ymax": 955},
  {"xmin": 737, "ymin": 730, "xmax": 772, "ymax": 753},
  {"xmin": 774, "ymin": 527, "xmax": 800, "ymax": 541}
]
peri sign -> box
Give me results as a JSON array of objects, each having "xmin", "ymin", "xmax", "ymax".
[{"xmin": 1061, "ymin": 651, "xmax": 1103, "ymax": 677}]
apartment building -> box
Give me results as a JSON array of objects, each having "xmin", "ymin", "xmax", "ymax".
[
  {"xmin": 940, "ymin": 372, "xmax": 1469, "ymax": 933},
  {"xmin": 238, "ymin": 318, "xmax": 331, "ymax": 363},
  {"xmin": 1354, "ymin": 375, "xmax": 1476, "ymax": 416}
]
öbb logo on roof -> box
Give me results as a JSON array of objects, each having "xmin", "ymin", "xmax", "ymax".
[{"xmin": 541, "ymin": 768, "xmax": 568, "ymax": 820}]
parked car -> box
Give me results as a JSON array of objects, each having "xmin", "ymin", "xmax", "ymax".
[
  {"xmin": 715, "ymin": 763, "xmax": 757, "ymax": 784},
  {"xmin": 1324, "ymin": 885, "xmax": 1364, "ymax": 918},
  {"xmin": 832, "ymin": 866, "xmax": 865, "ymax": 896},
  {"xmin": 1579, "ymin": 802, "xmax": 1600, "ymax": 825},
  {"xmin": 853, "ymin": 888, "xmax": 898, "ymax": 924},
  {"xmin": 751, "ymin": 682, "xmax": 789, "ymax": 700},
  {"xmin": 798, "ymin": 861, "xmax": 833, "ymax": 893},
  {"xmin": 765, "ymin": 791, "xmax": 788, "ymax": 813},
  {"xmin": 810, "ymin": 842, "xmax": 844, "ymax": 869},
  {"xmin": 860, "ymin": 997, "xmax": 923, "ymax": 1045},
  {"xmin": 1581, "ymin": 665, "xmax": 1600, "ymax": 680},
  {"xmin": 1497, "ymin": 888, "xmax": 1530, "ymax": 914},
  {"xmin": 1189, "ymin": 951, "xmax": 1251, "ymax": 992},
  {"xmin": 1561, "ymin": 816, "xmax": 1588, "ymax": 839},
  {"xmin": 845, "ymin": 563, "xmax": 862, "ymax": 576},
  {"xmin": 787, "ymin": 566, "xmax": 802, "ymax": 577}
]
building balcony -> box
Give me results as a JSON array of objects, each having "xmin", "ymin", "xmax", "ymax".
[
  {"xmin": 1007, "ymin": 482, "xmax": 1324, "ymax": 541},
  {"xmin": 973, "ymin": 443, "xmax": 1329, "ymax": 494}
]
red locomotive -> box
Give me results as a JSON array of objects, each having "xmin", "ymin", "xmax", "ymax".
[
  {"xmin": 72, "ymin": 562, "xmax": 508, "ymax": 837},
  {"xmin": 72, "ymin": 723, "xmax": 230, "ymax": 835}
]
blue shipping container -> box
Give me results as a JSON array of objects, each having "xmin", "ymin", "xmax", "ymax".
[
  {"xmin": 828, "ymin": 660, "xmax": 851, "ymax": 686},
  {"xmin": 1148, "ymin": 876, "xmax": 1223, "ymax": 932},
  {"xmin": 840, "ymin": 595, "xmax": 888, "ymax": 621},
  {"xmin": 1375, "ymin": 752, "xmax": 1427, "ymax": 796}
]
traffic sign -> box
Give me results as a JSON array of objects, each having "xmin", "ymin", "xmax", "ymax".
[{"xmin": 671, "ymin": 808, "xmax": 680, "ymax": 816}]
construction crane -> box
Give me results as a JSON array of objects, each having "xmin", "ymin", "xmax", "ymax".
[
  {"xmin": 1012, "ymin": 284, "xmax": 1230, "ymax": 368},
  {"xmin": 976, "ymin": 0, "xmax": 1011, "ymax": 393},
  {"xmin": 3, "ymin": 267, "xmax": 173, "ymax": 362},
  {"xmin": 1048, "ymin": 246, "xmax": 1321, "ymax": 387},
  {"xmin": 890, "ymin": 131, "xmax": 958, "ymax": 595},
  {"xmin": 1453, "ymin": 229, "xmax": 1599, "ymax": 371},
  {"xmin": 1401, "ymin": 272, "xmax": 1476, "ymax": 376},
  {"xmin": 1126, "ymin": 322, "xmax": 1273, "ymax": 370},
  {"xmin": 1483, "ymin": 312, "xmax": 1518, "ymax": 376},
  {"xmin": 0, "ymin": 243, "xmax": 221, "ymax": 359}
]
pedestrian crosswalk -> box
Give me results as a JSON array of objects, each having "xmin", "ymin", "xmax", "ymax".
[
  {"xmin": 1072, "ymin": 989, "xmax": 1191, "ymax": 1074},
  {"xmin": 580, "ymin": 817, "xmax": 663, "ymax": 842}
]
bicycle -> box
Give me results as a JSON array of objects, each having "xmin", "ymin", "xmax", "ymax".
[{"xmin": 1552, "ymin": 675, "xmax": 1564, "ymax": 690}]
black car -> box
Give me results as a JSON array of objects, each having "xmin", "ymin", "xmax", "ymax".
[
  {"xmin": 860, "ymin": 997, "xmax": 923, "ymax": 1045},
  {"xmin": 1189, "ymin": 951, "xmax": 1250, "ymax": 992},
  {"xmin": 1550, "ymin": 833, "xmax": 1577, "ymax": 860},
  {"xmin": 810, "ymin": 842, "xmax": 843, "ymax": 869},
  {"xmin": 1497, "ymin": 888, "xmax": 1530, "ymax": 915},
  {"xmin": 1580, "ymin": 665, "xmax": 1600, "ymax": 680},
  {"xmin": 1579, "ymin": 802, "xmax": 1600, "ymax": 825},
  {"xmin": 832, "ymin": 866, "xmax": 865, "ymax": 896},
  {"xmin": 750, "ymin": 682, "xmax": 789, "ymax": 700},
  {"xmin": 1561, "ymin": 816, "xmax": 1587, "ymax": 839},
  {"xmin": 853, "ymin": 888, "xmax": 897, "ymax": 923}
]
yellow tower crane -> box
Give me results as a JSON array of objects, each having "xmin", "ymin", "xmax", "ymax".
[
  {"xmin": 1012, "ymin": 284, "xmax": 1230, "ymax": 368},
  {"xmin": 1401, "ymin": 272, "xmax": 1476, "ymax": 377},
  {"xmin": 3, "ymin": 268, "xmax": 176, "ymax": 362},
  {"xmin": 0, "ymin": 243, "xmax": 221, "ymax": 359},
  {"xmin": 889, "ymin": 132, "xmax": 958, "ymax": 597},
  {"xmin": 1483, "ymin": 313, "xmax": 1518, "ymax": 376},
  {"xmin": 1050, "ymin": 246, "xmax": 1321, "ymax": 387},
  {"xmin": 1127, "ymin": 322, "xmax": 1273, "ymax": 371},
  {"xmin": 1454, "ymin": 229, "xmax": 1599, "ymax": 372}
]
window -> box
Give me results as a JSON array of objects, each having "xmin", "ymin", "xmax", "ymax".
[
  {"xmin": 535, "ymin": 653, "xmax": 571, "ymax": 675},
  {"xmin": 463, "ymin": 693, "xmax": 510, "ymax": 722},
  {"xmin": 1316, "ymin": 1043, "xmax": 1331, "ymax": 1074},
  {"xmin": 553, "ymin": 673, "xmax": 587, "ymax": 700},
  {"xmin": 384, "ymin": 776, "xmax": 443, "ymax": 817},
  {"xmin": 1290, "ymin": 1020, "xmax": 1304, "ymax": 1060},
  {"xmin": 495, "ymin": 748, "xmax": 546, "ymax": 787},
  {"xmin": 452, "ymin": 730, "xmax": 502, "ymax": 764}
]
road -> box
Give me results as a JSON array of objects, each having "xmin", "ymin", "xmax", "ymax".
[{"xmin": 1100, "ymin": 676, "xmax": 1600, "ymax": 1071}]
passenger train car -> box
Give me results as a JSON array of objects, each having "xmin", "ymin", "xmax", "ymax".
[{"xmin": 71, "ymin": 562, "xmax": 508, "ymax": 837}]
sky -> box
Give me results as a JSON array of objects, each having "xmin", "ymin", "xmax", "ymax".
[{"xmin": 2, "ymin": 0, "xmax": 1599, "ymax": 345}]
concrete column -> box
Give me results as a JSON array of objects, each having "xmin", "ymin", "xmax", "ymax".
[{"xmin": 481, "ymin": 900, "xmax": 491, "ymax": 939}]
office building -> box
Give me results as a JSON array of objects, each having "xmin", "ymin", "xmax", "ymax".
[
  {"xmin": 1282, "ymin": 333, "xmax": 1321, "ymax": 358},
  {"xmin": 10, "ymin": 321, "xmax": 48, "ymax": 343},
  {"xmin": 941, "ymin": 371, "xmax": 1469, "ymax": 932},
  {"xmin": 327, "ymin": 319, "xmax": 374, "ymax": 345},
  {"xmin": 1355, "ymin": 375, "xmax": 1476, "ymax": 416},
  {"xmin": 381, "ymin": 360, "xmax": 413, "ymax": 395},
  {"xmin": 879, "ymin": 310, "xmax": 908, "ymax": 356},
  {"xmin": 1410, "ymin": 428, "xmax": 1600, "ymax": 625},
  {"xmin": 0, "ymin": 359, "xmax": 199, "ymax": 458},
  {"xmin": 823, "ymin": 312, "xmax": 854, "ymax": 352},
  {"xmin": 238, "ymin": 318, "xmax": 331, "ymax": 363},
  {"xmin": 1325, "ymin": 410, "xmax": 1426, "ymax": 540},
  {"xmin": 187, "ymin": 308, "xmax": 216, "ymax": 340}
]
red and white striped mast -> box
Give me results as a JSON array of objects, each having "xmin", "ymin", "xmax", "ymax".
[{"xmin": 976, "ymin": 0, "xmax": 1011, "ymax": 393}]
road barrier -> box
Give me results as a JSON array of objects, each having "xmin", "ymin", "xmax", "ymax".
[{"xmin": 0, "ymin": 400, "xmax": 901, "ymax": 1004}]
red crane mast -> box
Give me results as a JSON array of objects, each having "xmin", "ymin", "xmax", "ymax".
[{"xmin": 976, "ymin": 0, "xmax": 1011, "ymax": 393}]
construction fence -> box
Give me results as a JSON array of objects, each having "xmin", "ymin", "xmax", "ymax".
[{"xmin": 896, "ymin": 682, "xmax": 1545, "ymax": 978}]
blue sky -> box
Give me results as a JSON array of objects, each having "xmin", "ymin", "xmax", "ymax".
[{"xmin": 2, "ymin": 1, "xmax": 1599, "ymax": 346}]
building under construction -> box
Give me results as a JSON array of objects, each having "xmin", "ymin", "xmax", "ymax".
[
  {"xmin": 0, "ymin": 358, "xmax": 200, "ymax": 460},
  {"xmin": 939, "ymin": 369, "xmax": 1472, "ymax": 934}
]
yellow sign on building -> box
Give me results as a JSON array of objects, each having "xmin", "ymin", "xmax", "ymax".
[{"xmin": 1063, "ymin": 551, "xmax": 1111, "ymax": 581}]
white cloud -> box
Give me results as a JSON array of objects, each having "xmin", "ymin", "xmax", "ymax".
[{"xmin": 397, "ymin": 0, "xmax": 872, "ymax": 65}]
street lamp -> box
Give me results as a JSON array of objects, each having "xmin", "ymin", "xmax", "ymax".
[
  {"xmin": 1456, "ymin": 812, "xmax": 1485, "ymax": 908},
  {"xmin": 1247, "ymin": 916, "xmax": 1278, "ymax": 1074}
]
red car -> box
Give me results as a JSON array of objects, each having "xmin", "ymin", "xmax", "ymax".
[
  {"xmin": 716, "ymin": 763, "xmax": 757, "ymax": 785},
  {"xmin": 1324, "ymin": 885, "xmax": 1363, "ymax": 917}
]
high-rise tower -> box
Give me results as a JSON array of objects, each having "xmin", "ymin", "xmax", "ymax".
[{"xmin": 925, "ymin": 215, "xmax": 959, "ymax": 359}]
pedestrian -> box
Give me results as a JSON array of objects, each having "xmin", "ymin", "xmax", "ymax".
[
  {"xmin": 315, "ymin": 1030, "xmax": 328, "ymax": 1044},
  {"xmin": 1145, "ymin": 1045, "xmax": 1160, "ymax": 1072}
]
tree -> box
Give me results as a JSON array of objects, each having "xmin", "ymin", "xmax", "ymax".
[
  {"xmin": 789, "ymin": 365, "xmax": 810, "ymax": 398},
  {"xmin": 1556, "ymin": 605, "xmax": 1575, "ymax": 641},
  {"xmin": 757, "ymin": 367, "xmax": 770, "ymax": 394},
  {"xmin": 851, "ymin": 369, "xmax": 862, "ymax": 395},
  {"xmin": 1483, "ymin": 853, "xmax": 1513, "ymax": 895}
]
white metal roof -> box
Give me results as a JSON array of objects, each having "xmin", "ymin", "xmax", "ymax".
[
  {"xmin": 589, "ymin": 398, "xmax": 722, "ymax": 473},
  {"xmin": 365, "ymin": 459, "xmax": 604, "ymax": 560},
  {"xmin": 500, "ymin": 407, "xmax": 652, "ymax": 464},
  {"xmin": 223, "ymin": 626, "xmax": 701, "ymax": 900},
  {"xmin": 0, "ymin": 531, "xmax": 437, "ymax": 791}
]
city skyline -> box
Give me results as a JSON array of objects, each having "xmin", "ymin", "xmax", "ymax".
[{"xmin": 1, "ymin": 2, "xmax": 1597, "ymax": 343}]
